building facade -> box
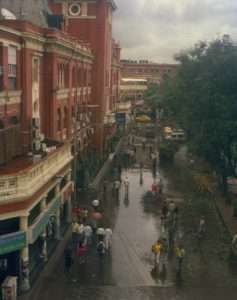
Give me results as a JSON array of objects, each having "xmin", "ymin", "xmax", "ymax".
[
  {"xmin": 0, "ymin": 20, "xmax": 93, "ymax": 291},
  {"xmin": 121, "ymin": 59, "xmax": 178, "ymax": 84},
  {"xmin": 0, "ymin": 0, "xmax": 121, "ymax": 292},
  {"xmin": 49, "ymin": 0, "xmax": 120, "ymax": 153}
]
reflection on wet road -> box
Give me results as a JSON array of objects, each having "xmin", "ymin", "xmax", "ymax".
[{"xmin": 27, "ymin": 145, "xmax": 237, "ymax": 300}]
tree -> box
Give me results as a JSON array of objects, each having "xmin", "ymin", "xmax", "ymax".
[{"xmin": 162, "ymin": 36, "xmax": 237, "ymax": 194}]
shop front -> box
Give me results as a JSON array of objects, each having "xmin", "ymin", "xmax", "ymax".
[
  {"xmin": 60, "ymin": 182, "xmax": 73, "ymax": 235},
  {"xmin": 0, "ymin": 231, "xmax": 26, "ymax": 293},
  {"xmin": 28, "ymin": 197, "xmax": 61, "ymax": 283}
]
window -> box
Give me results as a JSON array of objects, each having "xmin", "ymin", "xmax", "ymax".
[
  {"xmin": 63, "ymin": 107, "xmax": 68, "ymax": 128},
  {"xmin": 57, "ymin": 108, "xmax": 61, "ymax": 131},
  {"xmin": 0, "ymin": 119, "xmax": 4, "ymax": 129},
  {"xmin": 8, "ymin": 46, "xmax": 17, "ymax": 90},
  {"xmin": 58, "ymin": 64, "xmax": 65, "ymax": 89},
  {"xmin": 33, "ymin": 59, "xmax": 39, "ymax": 82}
]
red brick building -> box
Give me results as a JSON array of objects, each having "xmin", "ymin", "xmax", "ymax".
[
  {"xmin": 0, "ymin": 20, "xmax": 95, "ymax": 291},
  {"xmin": 49, "ymin": 0, "xmax": 120, "ymax": 152},
  {"xmin": 121, "ymin": 59, "xmax": 178, "ymax": 84},
  {"xmin": 0, "ymin": 0, "xmax": 121, "ymax": 292}
]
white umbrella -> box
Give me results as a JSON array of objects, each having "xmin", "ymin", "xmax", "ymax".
[{"xmin": 92, "ymin": 199, "xmax": 100, "ymax": 207}]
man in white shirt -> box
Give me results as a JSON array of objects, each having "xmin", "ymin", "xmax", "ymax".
[
  {"xmin": 84, "ymin": 224, "xmax": 93, "ymax": 246},
  {"xmin": 96, "ymin": 227, "xmax": 105, "ymax": 242},
  {"xmin": 124, "ymin": 177, "xmax": 129, "ymax": 195},
  {"xmin": 104, "ymin": 228, "xmax": 113, "ymax": 251}
]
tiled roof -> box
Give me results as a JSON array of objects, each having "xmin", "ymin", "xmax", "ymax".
[{"xmin": 0, "ymin": 0, "xmax": 51, "ymax": 27}]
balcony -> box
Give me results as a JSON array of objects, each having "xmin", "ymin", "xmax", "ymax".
[
  {"xmin": 0, "ymin": 143, "xmax": 73, "ymax": 204},
  {"xmin": 0, "ymin": 90, "xmax": 22, "ymax": 106}
]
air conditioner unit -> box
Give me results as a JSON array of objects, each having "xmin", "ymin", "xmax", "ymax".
[
  {"xmin": 42, "ymin": 143, "xmax": 47, "ymax": 152},
  {"xmin": 33, "ymin": 140, "xmax": 41, "ymax": 151},
  {"xmin": 32, "ymin": 118, "xmax": 40, "ymax": 128},
  {"xmin": 40, "ymin": 133, "xmax": 45, "ymax": 141},
  {"xmin": 33, "ymin": 129, "xmax": 40, "ymax": 139}
]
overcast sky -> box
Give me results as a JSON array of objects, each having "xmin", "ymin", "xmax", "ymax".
[{"xmin": 113, "ymin": 0, "xmax": 237, "ymax": 63}]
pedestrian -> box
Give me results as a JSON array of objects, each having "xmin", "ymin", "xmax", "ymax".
[
  {"xmin": 168, "ymin": 200, "xmax": 176, "ymax": 214},
  {"xmin": 81, "ymin": 208, "xmax": 88, "ymax": 223},
  {"xmin": 77, "ymin": 241, "xmax": 87, "ymax": 264},
  {"xmin": 175, "ymin": 244, "xmax": 185, "ymax": 277},
  {"xmin": 77, "ymin": 221, "xmax": 85, "ymax": 245},
  {"xmin": 84, "ymin": 224, "xmax": 93, "ymax": 246},
  {"xmin": 104, "ymin": 228, "xmax": 113, "ymax": 251},
  {"xmin": 124, "ymin": 176, "xmax": 130, "ymax": 198},
  {"xmin": 97, "ymin": 240, "xmax": 106, "ymax": 257},
  {"xmin": 152, "ymin": 239, "xmax": 162, "ymax": 267},
  {"xmin": 160, "ymin": 237, "xmax": 168, "ymax": 271},
  {"xmin": 162, "ymin": 201, "xmax": 168, "ymax": 219},
  {"xmin": 103, "ymin": 180, "xmax": 107, "ymax": 197},
  {"xmin": 64, "ymin": 247, "xmax": 73, "ymax": 273},
  {"xmin": 198, "ymin": 216, "xmax": 206, "ymax": 239},
  {"xmin": 96, "ymin": 227, "xmax": 105, "ymax": 242},
  {"xmin": 113, "ymin": 179, "xmax": 121, "ymax": 198},
  {"xmin": 72, "ymin": 220, "xmax": 79, "ymax": 249}
]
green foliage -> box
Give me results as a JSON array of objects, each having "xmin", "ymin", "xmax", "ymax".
[
  {"xmin": 159, "ymin": 141, "xmax": 178, "ymax": 162},
  {"xmin": 144, "ymin": 83, "xmax": 161, "ymax": 110},
  {"xmin": 162, "ymin": 36, "xmax": 237, "ymax": 193}
]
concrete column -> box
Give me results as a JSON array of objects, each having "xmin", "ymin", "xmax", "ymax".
[
  {"xmin": 66, "ymin": 198, "xmax": 72, "ymax": 223},
  {"xmin": 41, "ymin": 231, "xmax": 48, "ymax": 262},
  {"xmin": 55, "ymin": 208, "xmax": 61, "ymax": 240},
  {"xmin": 66, "ymin": 172, "xmax": 71, "ymax": 182},
  {"xmin": 55, "ymin": 181, "xmax": 60, "ymax": 195},
  {"xmin": 20, "ymin": 216, "xmax": 30, "ymax": 292},
  {"xmin": 40, "ymin": 196, "xmax": 46, "ymax": 211}
]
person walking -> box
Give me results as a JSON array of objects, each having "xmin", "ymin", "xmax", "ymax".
[
  {"xmin": 97, "ymin": 240, "xmax": 106, "ymax": 257},
  {"xmin": 96, "ymin": 227, "xmax": 105, "ymax": 242},
  {"xmin": 152, "ymin": 239, "xmax": 162, "ymax": 267},
  {"xmin": 77, "ymin": 241, "xmax": 87, "ymax": 264},
  {"xmin": 104, "ymin": 228, "xmax": 113, "ymax": 251},
  {"xmin": 113, "ymin": 179, "xmax": 121, "ymax": 199},
  {"xmin": 124, "ymin": 176, "xmax": 130, "ymax": 198},
  {"xmin": 64, "ymin": 247, "xmax": 73, "ymax": 274},
  {"xmin": 72, "ymin": 221, "xmax": 79, "ymax": 250},
  {"xmin": 77, "ymin": 221, "xmax": 85, "ymax": 246},
  {"xmin": 84, "ymin": 224, "xmax": 93, "ymax": 246},
  {"xmin": 175, "ymin": 244, "xmax": 185, "ymax": 277}
]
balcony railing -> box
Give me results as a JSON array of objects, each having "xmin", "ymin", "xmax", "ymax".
[{"xmin": 0, "ymin": 143, "xmax": 73, "ymax": 204}]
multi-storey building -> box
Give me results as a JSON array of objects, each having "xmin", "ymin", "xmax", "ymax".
[
  {"xmin": 0, "ymin": 16, "xmax": 93, "ymax": 295},
  {"xmin": 49, "ymin": 0, "xmax": 120, "ymax": 153},
  {"xmin": 0, "ymin": 0, "xmax": 120, "ymax": 292},
  {"xmin": 121, "ymin": 59, "xmax": 178, "ymax": 84}
]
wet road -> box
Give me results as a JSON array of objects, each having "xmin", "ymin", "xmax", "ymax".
[{"xmin": 26, "ymin": 144, "xmax": 237, "ymax": 300}]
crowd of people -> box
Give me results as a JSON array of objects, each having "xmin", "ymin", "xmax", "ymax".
[{"xmin": 64, "ymin": 204, "xmax": 113, "ymax": 274}]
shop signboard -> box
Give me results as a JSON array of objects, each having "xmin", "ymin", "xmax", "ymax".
[
  {"xmin": 0, "ymin": 231, "xmax": 26, "ymax": 255},
  {"xmin": 28, "ymin": 197, "xmax": 60, "ymax": 244}
]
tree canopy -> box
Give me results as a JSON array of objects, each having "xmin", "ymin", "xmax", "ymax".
[{"xmin": 161, "ymin": 36, "xmax": 237, "ymax": 193}]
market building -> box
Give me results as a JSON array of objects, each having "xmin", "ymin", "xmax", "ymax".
[
  {"xmin": 0, "ymin": 0, "xmax": 121, "ymax": 293},
  {"xmin": 0, "ymin": 16, "xmax": 92, "ymax": 294}
]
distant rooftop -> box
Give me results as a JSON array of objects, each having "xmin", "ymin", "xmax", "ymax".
[
  {"xmin": 0, "ymin": 0, "xmax": 51, "ymax": 27},
  {"xmin": 122, "ymin": 78, "xmax": 147, "ymax": 82}
]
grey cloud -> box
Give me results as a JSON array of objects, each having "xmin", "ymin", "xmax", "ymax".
[{"xmin": 113, "ymin": 0, "xmax": 237, "ymax": 63}]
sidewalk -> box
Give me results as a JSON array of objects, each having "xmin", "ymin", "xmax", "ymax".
[
  {"xmin": 19, "ymin": 136, "xmax": 126, "ymax": 300},
  {"xmin": 215, "ymin": 196, "xmax": 237, "ymax": 238}
]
